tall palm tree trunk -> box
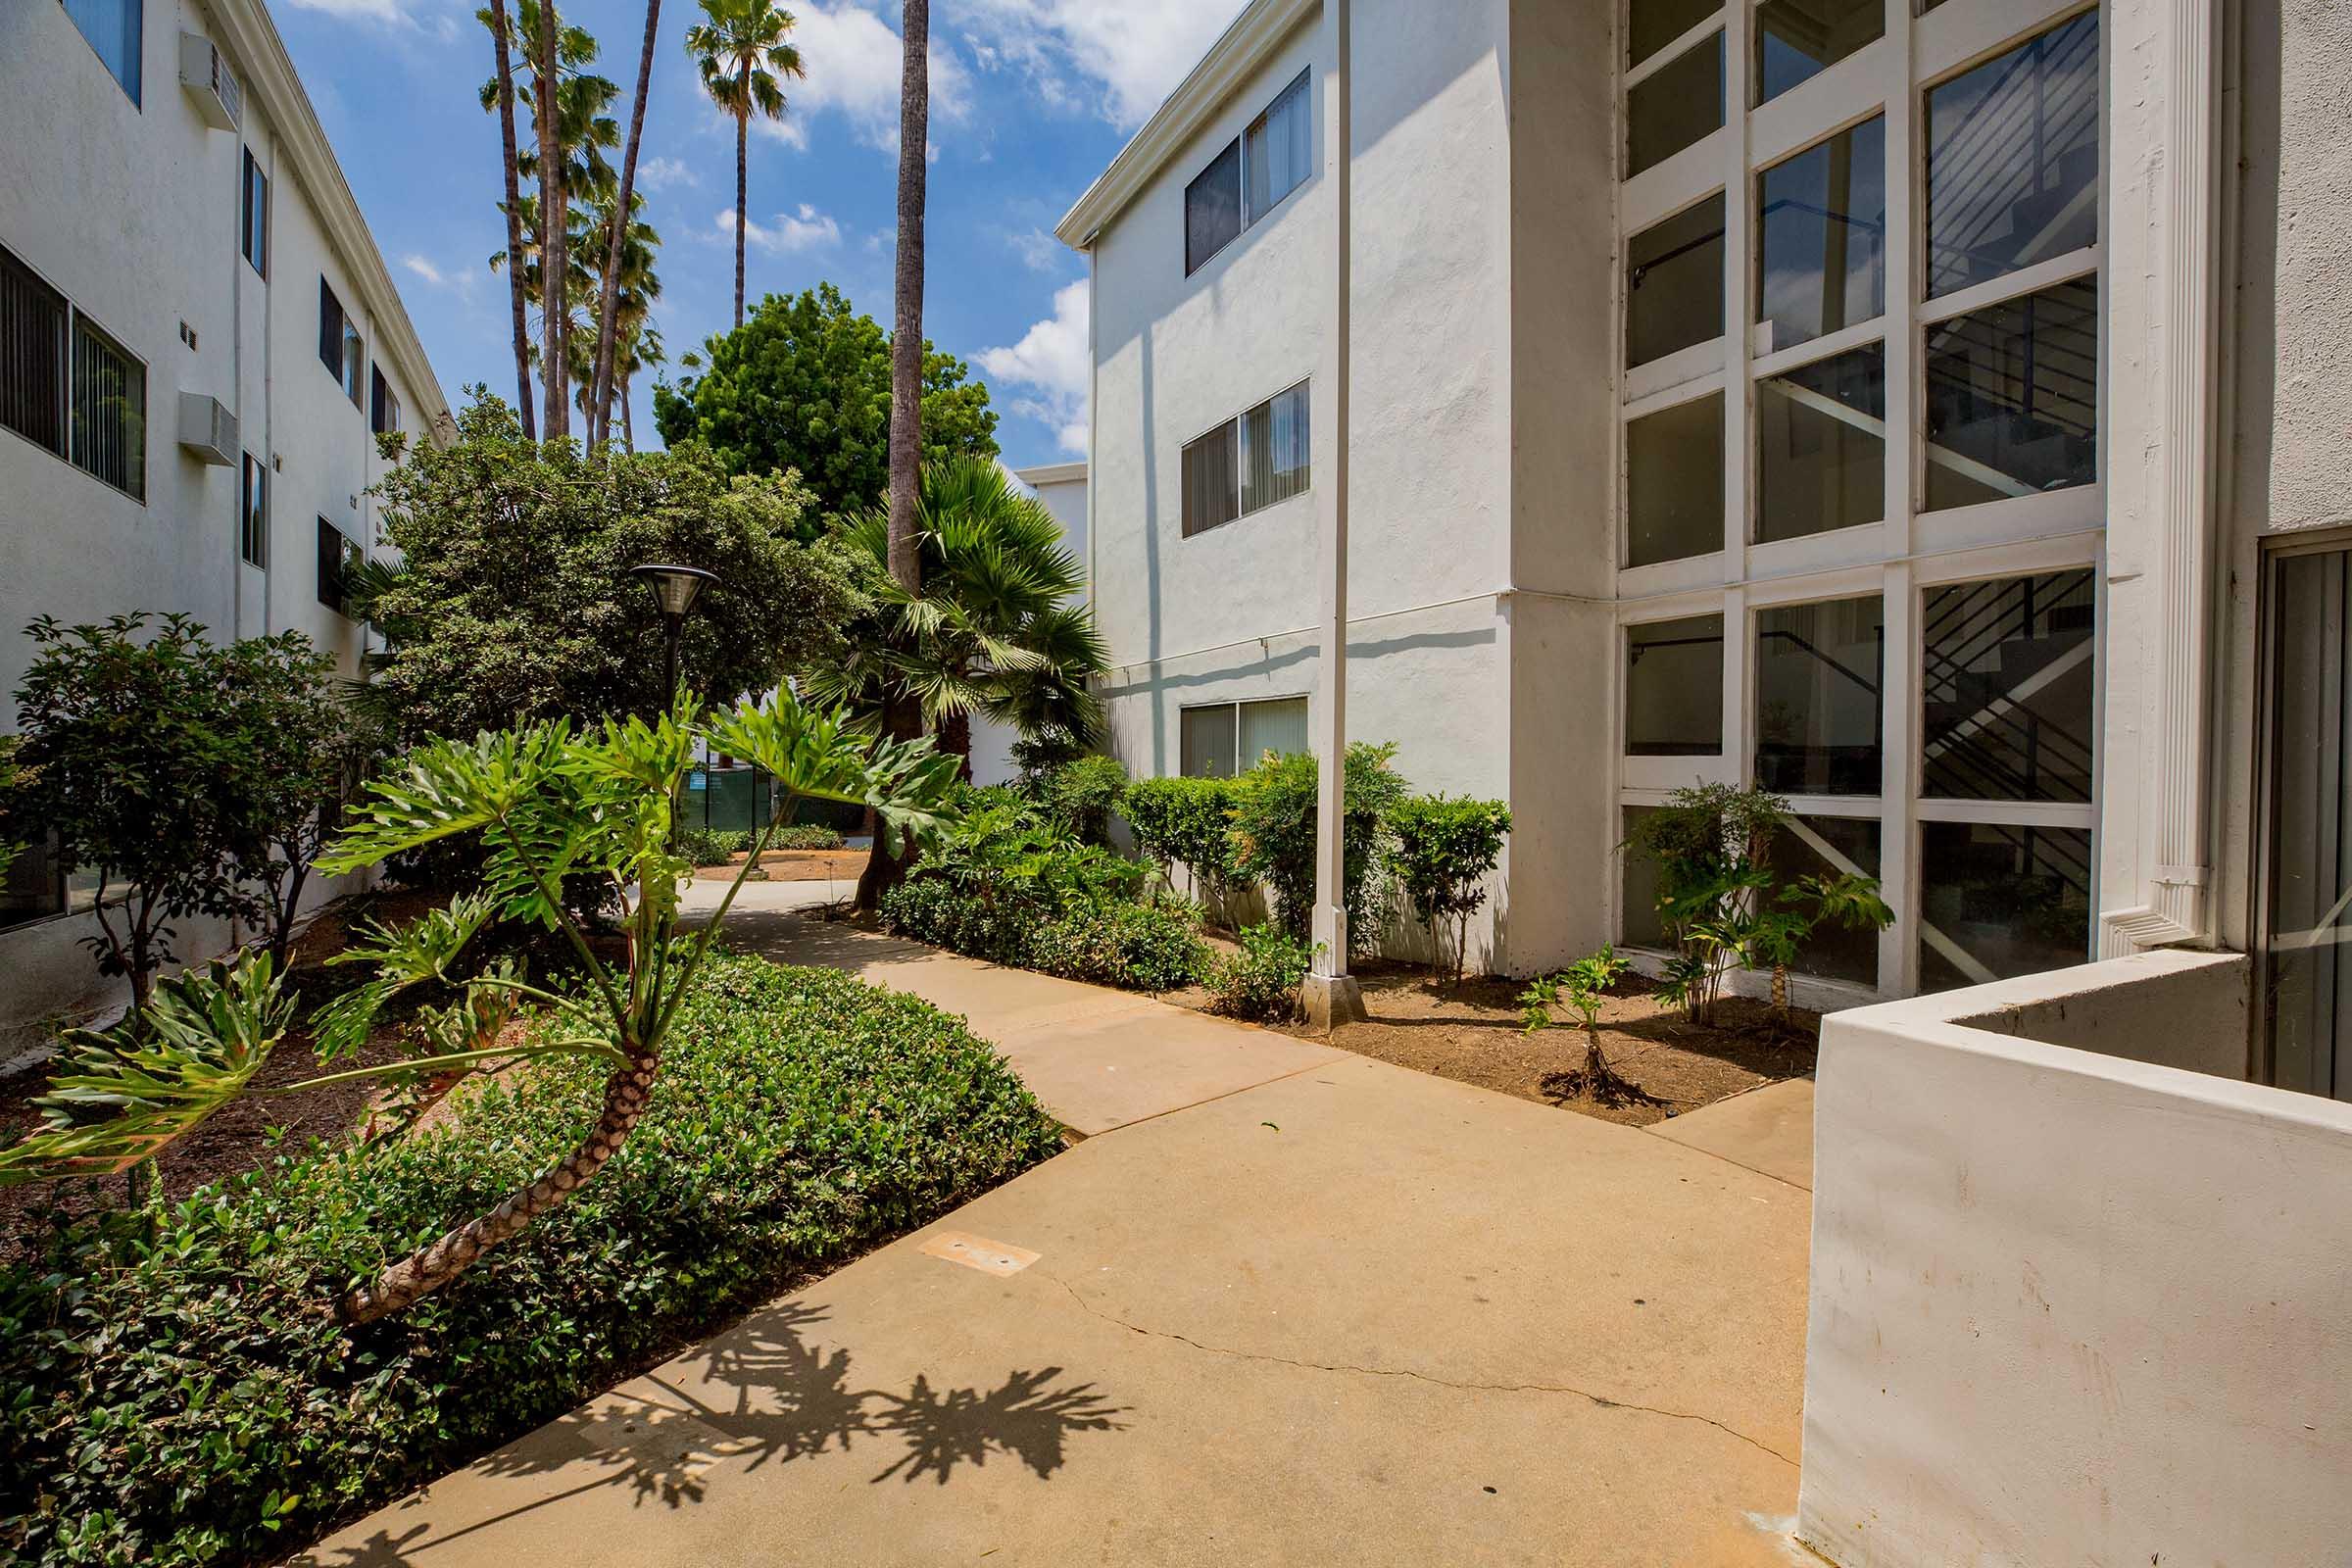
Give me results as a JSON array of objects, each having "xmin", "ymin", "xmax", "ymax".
[
  {"xmin": 592, "ymin": 0, "xmax": 661, "ymax": 447},
  {"xmin": 340, "ymin": 1045, "xmax": 659, "ymax": 1323},
  {"xmin": 621, "ymin": 374, "xmax": 635, "ymax": 452},
  {"xmin": 533, "ymin": 0, "xmax": 567, "ymax": 440},
  {"xmin": 858, "ymin": 0, "xmax": 930, "ymax": 913},
  {"xmin": 732, "ymin": 107, "xmax": 749, "ymax": 327},
  {"xmin": 489, "ymin": 0, "xmax": 537, "ymax": 441}
]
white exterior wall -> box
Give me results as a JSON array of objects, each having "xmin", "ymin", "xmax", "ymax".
[
  {"xmin": 0, "ymin": 0, "xmax": 448, "ymax": 1033},
  {"xmin": 969, "ymin": 463, "xmax": 1091, "ymax": 786}
]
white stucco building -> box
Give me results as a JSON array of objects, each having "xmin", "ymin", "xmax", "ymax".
[
  {"xmin": 968, "ymin": 461, "xmax": 1090, "ymax": 786},
  {"xmin": 1, "ymin": 0, "xmax": 450, "ymax": 1027},
  {"xmin": 1057, "ymin": 0, "xmax": 2352, "ymax": 1093}
]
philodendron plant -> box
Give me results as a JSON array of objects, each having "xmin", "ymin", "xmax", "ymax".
[{"xmin": 0, "ymin": 689, "xmax": 961, "ymax": 1323}]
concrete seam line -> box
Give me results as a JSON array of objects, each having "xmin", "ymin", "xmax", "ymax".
[
  {"xmin": 1042, "ymin": 1275, "xmax": 1797, "ymax": 1470},
  {"xmin": 1081, "ymin": 1057, "xmax": 1347, "ymax": 1138}
]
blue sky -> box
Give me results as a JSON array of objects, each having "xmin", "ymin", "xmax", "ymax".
[{"xmin": 270, "ymin": 0, "xmax": 1250, "ymax": 470}]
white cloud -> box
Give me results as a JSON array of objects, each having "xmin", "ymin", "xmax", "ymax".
[
  {"xmin": 400, "ymin": 252, "xmax": 477, "ymax": 301},
  {"xmin": 718, "ymin": 203, "xmax": 844, "ymax": 254},
  {"xmin": 276, "ymin": 0, "xmax": 444, "ymax": 29},
  {"xmin": 635, "ymin": 156, "xmax": 700, "ymax": 192},
  {"xmin": 752, "ymin": 2, "xmax": 972, "ymax": 153},
  {"xmin": 975, "ymin": 279, "xmax": 1089, "ymax": 455},
  {"xmin": 1006, "ymin": 226, "xmax": 1067, "ymax": 273},
  {"xmin": 957, "ymin": 0, "xmax": 1250, "ymax": 130}
]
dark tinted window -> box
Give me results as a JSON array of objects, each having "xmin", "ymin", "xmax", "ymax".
[
  {"xmin": 1628, "ymin": 32, "xmax": 1724, "ymax": 177},
  {"xmin": 1185, "ymin": 140, "xmax": 1243, "ymax": 274},
  {"xmin": 1626, "ymin": 194, "xmax": 1726, "ymax": 368}
]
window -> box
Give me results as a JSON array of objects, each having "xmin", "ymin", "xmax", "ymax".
[
  {"xmin": 0, "ymin": 834, "xmax": 99, "ymax": 931},
  {"xmin": 1625, "ymin": 614, "xmax": 1724, "ymax": 756},
  {"xmin": 1186, "ymin": 70, "xmax": 1311, "ymax": 274},
  {"xmin": 240, "ymin": 150, "xmax": 269, "ymax": 278},
  {"xmin": 317, "ymin": 516, "xmax": 360, "ymax": 617},
  {"xmin": 1755, "ymin": 594, "xmax": 1884, "ymax": 795},
  {"xmin": 1755, "ymin": 0, "xmax": 1882, "ymax": 104},
  {"xmin": 70, "ymin": 315, "xmax": 144, "ymax": 501},
  {"xmin": 1765, "ymin": 815, "xmax": 1882, "ymax": 984},
  {"xmin": 1924, "ymin": 13, "xmax": 2099, "ymax": 298},
  {"xmin": 240, "ymin": 452, "xmax": 268, "ymax": 567},
  {"xmin": 342, "ymin": 324, "xmax": 365, "ymax": 406},
  {"xmin": 1626, "ymin": 194, "xmax": 1726, "ymax": 368},
  {"xmin": 1621, "ymin": 806, "xmax": 1670, "ymax": 949},
  {"xmin": 1755, "ymin": 343, "xmax": 1885, "ymax": 543},
  {"xmin": 1182, "ymin": 381, "xmax": 1308, "ymax": 537},
  {"xmin": 1920, "ymin": 570, "xmax": 2094, "ymax": 803},
  {"xmin": 1180, "ymin": 697, "xmax": 1309, "ymax": 778},
  {"xmin": 1, "ymin": 245, "xmax": 69, "ymax": 458},
  {"xmin": 1627, "ymin": 31, "xmax": 1723, "ymax": 177},
  {"xmin": 319, "ymin": 279, "xmax": 344, "ymax": 376},
  {"xmin": 1626, "ymin": 392, "xmax": 1723, "ymax": 566},
  {"xmin": 1923, "ymin": 276, "xmax": 2096, "ymax": 511},
  {"xmin": 63, "ymin": 0, "xmax": 142, "ymax": 105},
  {"xmin": 1244, "ymin": 70, "xmax": 1311, "ymax": 223},
  {"xmin": 1918, "ymin": 821, "xmax": 2091, "ymax": 989},
  {"xmin": 370, "ymin": 365, "xmax": 400, "ymax": 435},
  {"xmin": 1630, "ymin": 0, "xmax": 1721, "ymax": 69},
  {"xmin": 1755, "ymin": 117, "xmax": 1886, "ymax": 354}
]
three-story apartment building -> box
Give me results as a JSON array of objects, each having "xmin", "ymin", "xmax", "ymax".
[
  {"xmin": 1061, "ymin": 0, "xmax": 2352, "ymax": 1095},
  {"xmin": 1, "ymin": 0, "xmax": 450, "ymax": 1028}
]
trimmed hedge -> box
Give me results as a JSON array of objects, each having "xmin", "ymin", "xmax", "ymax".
[
  {"xmin": 768, "ymin": 824, "xmax": 844, "ymax": 851},
  {"xmin": 677, "ymin": 826, "xmax": 747, "ymax": 865},
  {"xmin": 0, "ymin": 955, "xmax": 1061, "ymax": 1567},
  {"xmin": 1121, "ymin": 775, "xmax": 1241, "ymax": 897},
  {"xmin": 881, "ymin": 879, "xmax": 1205, "ymax": 993}
]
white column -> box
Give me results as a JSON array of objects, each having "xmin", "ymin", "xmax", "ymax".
[{"xmin": 1304, "ymin": 0, "xmax": 1361, "ymax": 1026}]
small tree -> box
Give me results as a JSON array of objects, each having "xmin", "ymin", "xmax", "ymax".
[
  {"xmin": 1229, "ymin": 742, "xmax": 1409, "ymax": 952},
  {"xmin": 1626, "ymin": 783, "xmax": 1787, "ymax": 1025},
  {"xmin": 1123, "ymin": 776, "xmax": 1244, "ymax": 911},
  {"xmin": 1751, "ymin": 872, "xmax": 1893, "ymax": 1030},
  {"xmin": 0, "ymin": 688, "xmax": 961, "ymax": 1323},
  {"xmin": 1520, "ymin": 946, "xmax": 1638, "ymax": 1102},
  {"xmin": 8, "ymin": 615, "xmax": 265, "ymax": 1007},
  {"xmin": 217, "ymin": 633, "xmax": 364, "ymax": 970},
  {"xmin": 1389, "ymin": 794, "xmax": 1511, "ymax": 991}
]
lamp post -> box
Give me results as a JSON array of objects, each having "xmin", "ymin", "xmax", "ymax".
[{"xmin": 630, "ymin": 563, "xmax": 719, "ymax": 705}]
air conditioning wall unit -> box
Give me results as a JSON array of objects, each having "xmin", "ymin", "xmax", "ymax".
[
  {"xmin": 179, "ymin": 33, "xmax": 241, "ymax": 130},
  {"xmin": 177, "ymin": 393, "xmax": 239, "ymax": 466}
]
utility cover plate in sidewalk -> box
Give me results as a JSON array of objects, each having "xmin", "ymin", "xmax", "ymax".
[{"xmin": 920, "ymin": 1230, "xmax": 1040, "ymax": 1277}]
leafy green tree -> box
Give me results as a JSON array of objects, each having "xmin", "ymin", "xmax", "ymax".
[
  {"xmin": 809, "ymin": 457, "xmax": 1106, "ymax": 764},
  {"xmin": 1229, "ymin": 742, "xmax": 1410, "ymax": 952},
  {"xmin": 363, "ymin": 394, "xmax": 859, "ymax": 745},
  {"xmin": 653, "ymin": 283, "xmax": 1000, "ymax": 532},
  {"xmin": 5, "ymin": 615, "xmax": 296, "ymax": 1007},
  {"xmin": 0, "ymin": 688, "xmax": 963, "ymax": 1322},
  {"xmin": 216, "ymin": 638, "xmax": 367, "ymax": 971},
  {"xmin": 1388, "ymin": 794, "xmax": 1511, "ymax": 991}
]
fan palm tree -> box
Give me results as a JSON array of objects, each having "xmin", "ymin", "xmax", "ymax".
[
  {"xmin": 480, "ymin": 0, "xmax": 536, "ymax": 438},
  {"xmin": 811, "ymin": 458, "xmax": 1108, "ymax": 769},
  {"xmin": 686, "ymin": 0, "xmax": 803, "ymax": 329},
  {"xmin": 590, "ymin": 0, "xmax": 664, "ymax": 448}
]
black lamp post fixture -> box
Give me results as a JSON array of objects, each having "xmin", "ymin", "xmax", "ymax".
[{"xmin": 630, "ymin": 564, "xmax": 719, "ymax": 705}]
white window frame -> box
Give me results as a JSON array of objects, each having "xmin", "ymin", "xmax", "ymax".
[
  {"xmin": 1612, "ymin": 0, "xmax": 2110, "ymax": 999},
  {"xmin": 1177, "ymin": 694, "xmax": 1311, "ymax": 778}
]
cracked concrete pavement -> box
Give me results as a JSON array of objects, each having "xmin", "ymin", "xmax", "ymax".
[{"xmin": 299, "ymin": 896, "xmax": 1812, "ymax": 1566}]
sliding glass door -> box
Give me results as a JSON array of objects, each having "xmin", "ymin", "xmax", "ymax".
[{"xmin": 2264, "ymin": 546, "xmax": 2352, "ymax": 1101}]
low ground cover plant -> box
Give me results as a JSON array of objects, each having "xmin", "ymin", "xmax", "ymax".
[
  {"xmin": 0, "ymin": 954, "xmax": 1060, "ymax": 1567},
  {"xmin": 1202, "ymin": 923, "xmax": 1315, "ymax": 1022},
  {"xmin": 768, "ymin": 823, "xmax": 844, "ymax": 851},
  {"xmin": 677, "ymin": 826, "xmax": 745, "ymax": 865},
  {"xmin": 1521, "ymin": 946, "xmax": 1644, "ymax": 1102}
]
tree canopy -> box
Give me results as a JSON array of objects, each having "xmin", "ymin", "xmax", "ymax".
[
  {"xmin": 652, "ymin": 283, "xmax": 999, "ymax": 532},
  {"xmin": 365, "ymin": 394, "xmax": 860, "ymax": 744}
]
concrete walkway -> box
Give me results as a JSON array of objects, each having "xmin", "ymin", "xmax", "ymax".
[{"xmin": 301, "ymin": 893, "xmax": 1814, "ymax": 1567}]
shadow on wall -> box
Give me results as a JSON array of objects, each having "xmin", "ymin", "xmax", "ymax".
[{"xmin": 304, "ymin": 1301, "xmax": 1130, "ymax": 1566}]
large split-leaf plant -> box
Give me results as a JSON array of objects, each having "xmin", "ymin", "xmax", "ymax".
[{"xmin": 0, "ymin": 689, "xmax": 960, "ymax": 1324}]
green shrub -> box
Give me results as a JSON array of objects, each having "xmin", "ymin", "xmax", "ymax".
[
  {"xmin": 675, "ymin": 827, "xmax": 743, "ymax": 866},
  {"xmin": 881, "ymin": 880, "xmax": 1205, "ymax": 993},
  {"xmin": 1122, "ymin": 775, "xmax": 1242, "ymax": 900},
  {"xmin": 0, "ymin": 955, "xmax": 1060, "ymax": 1567},
  {"xmin": 1036, "ymin": 755, "xmax": 1128, "ymax": 846},
  {"xmin": 767, "ymin": 824, "xmax": 844, "ymax": 851},
  {"xmin": 1203, "ymin": 923, "xmax": 1314, "ymax": 1022},
  {"xmin": 1388, "ymin": 795, "xmax": 1512, "ymax": 988},
  {"xmin": 1228, "ymin": 743, "xmax": 1410, "ymax": 951}
]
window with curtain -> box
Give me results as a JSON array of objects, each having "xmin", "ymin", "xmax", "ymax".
[
  {"xmin": 1180, "ymin": 697, "xmax": 1310, "ymax": 777},
  {"xmin": 63, "ymin": 0, "xmax": 143, "ymax": 105},
  {"xmin": 1, "ymin": 244, "xmax": 69, "ymax": 459},
  {"xmin": 70, "ymin": 316, "xmax": 143, "ymax": 501},
  {"xmin": 1244, "ymin": 70, "xmax": 1311, "ymax": 222},
  {"xmin": 1183, "ymin": 381, "xmax": 1310, "ymax": 536},
  {"xmin": 241, "ymin": 150, "xmax": 269, "ymax": 278}
]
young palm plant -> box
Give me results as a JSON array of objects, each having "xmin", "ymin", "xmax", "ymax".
[{"xmin": 0, "ymin": 690, "xmax": 960, "ymax": 1324}]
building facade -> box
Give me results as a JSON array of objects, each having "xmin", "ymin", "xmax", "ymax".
[
  {"xmin": 1, "ymin": 0, "xmax": 450, "ymax": 1029},
  {"xmin": 1061, "ymin": 0, "xmax": 2352, "ymax": 1089}
]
